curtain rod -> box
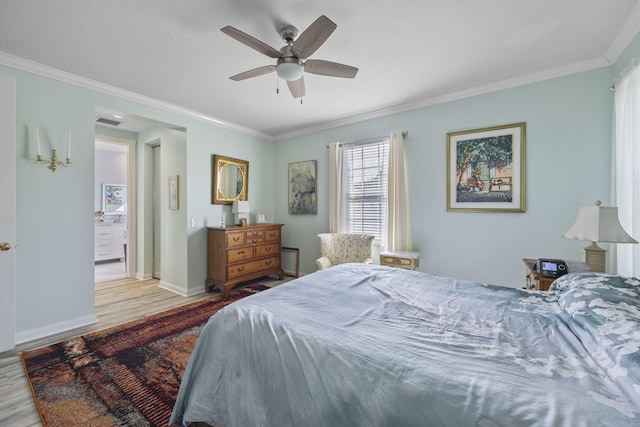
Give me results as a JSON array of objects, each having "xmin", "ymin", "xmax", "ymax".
[{"xmin": 326, "ymin": 131, "xmax": 408, "ymax": 148}]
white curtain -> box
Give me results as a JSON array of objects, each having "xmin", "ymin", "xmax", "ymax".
[
  {"xmin": 613, "ymin": 58, "xmax": 640, "ymax": 276},
  {"xmin": 328, "ymin": 142, "xmax": 344, "ymax": 233},
  {"xmin": 385, "ymin": 131, "xmax": 412, "ymax": 251}
]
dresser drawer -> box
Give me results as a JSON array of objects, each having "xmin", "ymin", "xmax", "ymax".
[
  {"xmin": 380, "ymin": 251, "xmax": 420, "ymax": 270},
  {"xmin": 264, "ymin": 228, "xmax": 281, "ymax": 242},
  {"xmin": 227, "ymin": 256, "xmax": 280, "ymax": 280},
  {"xmin": 256, "ymin": 242, "xmax": 279, "ymax": 258},
  {"xmin": 228, "ymin": 246, "xmax": 254, "ymax": 263},
  {"xmin": 246, "ymin": 229, "xmax": 264, "ymax": 244},
  {"xmin": 226, "ymin": 231, "xmax": 246, "ymax": 248}
]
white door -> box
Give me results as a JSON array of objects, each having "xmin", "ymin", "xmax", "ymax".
[{"xmin": 0, "ymin": 72, "xmax": 16, "ymax": 352}]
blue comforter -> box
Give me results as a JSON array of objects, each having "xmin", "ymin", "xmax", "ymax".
[{"xmin": 170, "ymin": 264, "xmax": 640, "ymax": 426}]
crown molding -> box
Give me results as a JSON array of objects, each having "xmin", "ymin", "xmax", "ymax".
[
  {"xmin": 274, "ymin": 57, "xmax": 611, "ymax": 141},
  {"xmin": 605, "ymin": 2, "xmax": 640, "ymax": 63},
  {"xmin": 0, "ymin": 51, "xmax": 273, "ymax": 141},
  {"xmin": 0, "ymin": 49, "xmax": 619, "ymax": 143}
]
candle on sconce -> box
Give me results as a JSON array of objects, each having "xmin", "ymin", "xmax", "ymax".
[
  {"xmin": 36, "ymin": 127, "xmax": 41, "ymax": 157},
  {"xmin": 67, "ymin": 131, "xmax": 71, "ymax": 161}
]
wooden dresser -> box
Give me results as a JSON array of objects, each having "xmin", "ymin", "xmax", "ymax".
[{"xmin": 206, "ymin": 224, "xmax": 284, "ymax": 298}]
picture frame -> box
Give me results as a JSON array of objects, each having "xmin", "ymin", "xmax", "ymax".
[
  {"xmin": 446, "ymin": 122, "xmax": 526, "ymax": 213},
  {"xmin": 169, "ymin": 175, "xmax": 179, "ymax": 210},
  {"xmin": 288, "ymin": 160, "xmax": 317, "ymax": 214},
  {"xmin": 102, "ymin": 183, "xmax": 126, "ymax": 214},
  {"xmin": 256, "ymin": 211, "xmax": 268, "ymax": 224},
  {"xmin": 212, "ymin": 154, "xmax": 248, "ymax": 205}
]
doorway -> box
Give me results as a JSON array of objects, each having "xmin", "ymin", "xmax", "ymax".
[
  {"xmin": 152, "ymin": 144, "xmax": 161, "ymax": 279},
  {"xmin": 95, "ymin": 136, "xmax": 134, "ymax": 283}
]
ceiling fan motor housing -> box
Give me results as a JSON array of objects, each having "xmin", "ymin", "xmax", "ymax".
[{"xmin": 278, "ymin": 25, "xmax": 298, "ymax": 43}]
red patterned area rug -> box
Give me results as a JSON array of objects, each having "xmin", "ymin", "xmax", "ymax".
[{"xmin": 22, "ymin": 284, "xmax": 268, "ymax": 427}]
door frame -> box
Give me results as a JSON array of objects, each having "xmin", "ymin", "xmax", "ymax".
[
  {"xmin": 0, "ymin": 72, "xmax": 16, "ymax": 352},
  {"xmin": 95, "ymin": 134, "xmax": 136, "ymax": 279}
]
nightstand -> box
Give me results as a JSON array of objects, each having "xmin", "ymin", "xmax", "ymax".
[
  {"xmin": 380, "ymin": 251, "xmax": 420, "ymax": 270},
  {"xmin": 523, "ymin": 258, "xmax": 555, "ymax": 291}
]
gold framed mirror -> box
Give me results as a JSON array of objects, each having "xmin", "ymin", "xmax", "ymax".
[{"xmin": 212, "ymin": 154, "xmax": 249, "ymax": 204}]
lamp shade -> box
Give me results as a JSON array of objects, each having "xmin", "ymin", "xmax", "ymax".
[
  {"xmin": 232, "ymin": 200, "xmax": 250, "ymax": 214},
  {"xmin": 561, "ymin": 202, "xmax": 637, "ymax": 243}
]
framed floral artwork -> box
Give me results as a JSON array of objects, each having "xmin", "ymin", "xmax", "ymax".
[{"xmin": 102, "ymin": 183, "xmax": 126, "ymax": 214}]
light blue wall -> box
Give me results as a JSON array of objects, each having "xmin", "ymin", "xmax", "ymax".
[
  {"xmin": 6, "ymin": 64, "xmax": 273, "ymax": 341},
  {"xmin": 274, "ymin": 66, "xmax": 617, "ymax": 287},
  {"xmin": 6, "ymin": 30, "xmax": 640, "ymax": 341},
  {"xmin": 136, "ymin": 127, "xmax": 188, "ymax": 293}
]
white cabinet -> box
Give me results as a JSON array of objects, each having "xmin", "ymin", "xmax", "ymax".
[
  {"xmin": 95, "ymin": 224, "xmax": 127, "ymax": 261},
  {"xmin": 111, "ymin": 225, "xmax": 126, "ymax": 259}
]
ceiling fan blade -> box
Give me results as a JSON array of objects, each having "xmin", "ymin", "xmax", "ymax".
[
  {"xmin": 304, "ymin": 60, "xmax": 358, "ymax": 78},
  {"xmin": 287, "ymin": 77, "xmax": 305, "ymax": 98},
  {"xmin": 229, "ymin": 65, "xmax": 276, "ymax": 81},
  {"xmin": 221, "ymin": 26, "xmax": 283, "ymax": 58},
  {"xmin": 291, "ymin": 15, "xmax": 337, "ymax": 59}
]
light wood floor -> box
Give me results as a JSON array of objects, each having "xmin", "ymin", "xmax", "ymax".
[{"xmin": 0, "ymin": 276, "xmax": 282, "ymax": 427}]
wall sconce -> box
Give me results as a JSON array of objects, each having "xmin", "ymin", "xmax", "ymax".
[
  {"xmin": 232, "ymin": 200, "xmax": 250, "ymax": 226},
  {"xmin": 36, "ymin": 127, "xmax": 71, "ymax": 172}
]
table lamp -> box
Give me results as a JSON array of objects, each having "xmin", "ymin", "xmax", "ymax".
[
  {"xmin": 232, "ymin": 201, "xmax": 250, "ymax": 226},
  {"xmin": 561, "ymin": 200, "xmax": 637, "ymax": 272}
]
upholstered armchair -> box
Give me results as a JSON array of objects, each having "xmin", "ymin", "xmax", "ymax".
[{"xmin": 315, "ymin": 233, "xmax": 375, "ymax": 270}]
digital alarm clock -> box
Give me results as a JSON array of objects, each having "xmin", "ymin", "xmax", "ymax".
[{"xmin": 536, "ymin": 259, "xmax": 568, "ymax": 278}]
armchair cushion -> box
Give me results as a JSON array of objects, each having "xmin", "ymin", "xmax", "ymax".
[{"xmin": 315, "ymin": 233, "xmax": 375, "ymax": 270}]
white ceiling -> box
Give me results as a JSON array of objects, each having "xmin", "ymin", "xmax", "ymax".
[{"xmin": 1, "ymin": 0, "xmax": 639, "ymax": 139}]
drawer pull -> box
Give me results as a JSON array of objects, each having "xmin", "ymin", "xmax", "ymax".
[
  {"xmin": 237, "ymin": 266, "xmax": 245, "ymax": 272},
  {"xmin": 265, "ymin": 260, "xmax": 272, "ymax": 265},
  {"xmin": 264, "ymin": 247, "xmax": 271, "ymax": 252},
  {"xmin": 237, "ymin": 251, "xmax": 245, "ymax": 255},
  {"xmin": 232, "ymin": 236, "xmax": 240, "ymax": 242}
]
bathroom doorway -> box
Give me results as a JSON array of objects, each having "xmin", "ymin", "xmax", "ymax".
[{"xmin": 95, "ymin": 136, "xmax": 134, "ymax": 283}]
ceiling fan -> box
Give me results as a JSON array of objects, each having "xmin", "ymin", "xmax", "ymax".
[{"xmin": 221, "ymin": 15, "xmax": 358, "ymax": 99}]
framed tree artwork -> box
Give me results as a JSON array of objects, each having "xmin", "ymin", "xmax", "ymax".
[{"xmin": 446, "ymin": 122, "xmax": 526, "ymax": 213}]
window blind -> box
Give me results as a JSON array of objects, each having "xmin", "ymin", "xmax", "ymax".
[{"xmin": 343, "ymin": 137, "xmax": 389, "ymax": 242}]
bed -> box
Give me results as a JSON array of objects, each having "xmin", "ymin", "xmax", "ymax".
[{"xmin": 170, "ymin": 263, "xmax": 640, "ymax": 426}]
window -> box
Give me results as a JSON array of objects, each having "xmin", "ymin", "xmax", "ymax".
[{"xmin": 342, "ymin": 137, "xmax": 390, "ymax": 243}]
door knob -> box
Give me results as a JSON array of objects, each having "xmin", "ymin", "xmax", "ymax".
[{"xmin": 0, "ymin": 242, "xmax": 11, "ymax": 251}]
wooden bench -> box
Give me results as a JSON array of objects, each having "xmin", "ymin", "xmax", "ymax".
[{"xmin": 489, "ymin": 177, "xmax": 512, "ymax": 192}]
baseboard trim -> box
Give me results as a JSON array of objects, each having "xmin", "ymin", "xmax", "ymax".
[
  {"xmin": 16, "ymin": 314, "xmax": 98, "ymax": 345},
  {"xmin": 157, "ymin": 280, "xmax": 206, "ymax": 297}
]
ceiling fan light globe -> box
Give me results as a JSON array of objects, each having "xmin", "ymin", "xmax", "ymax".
[{"xmin": 276, "ymin": 62, "xmax": 304, "ymax": 81}]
